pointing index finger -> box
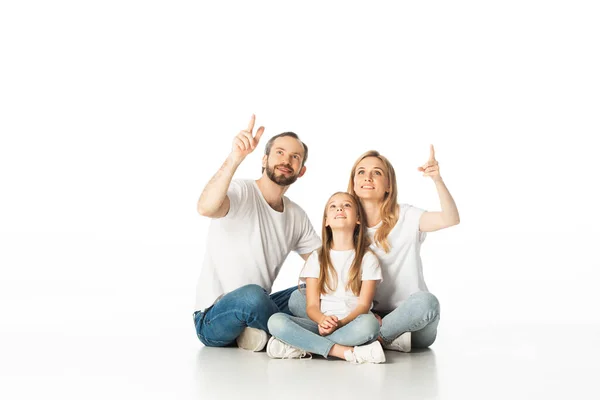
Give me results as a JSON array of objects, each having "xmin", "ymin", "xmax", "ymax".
[
  {"xmin": 429, "ymin": 144, "xmax": 436, "ymax": 161},
  {"xmin": 246, "ymin": 114, "xmax": 256, "ymax": 133}
]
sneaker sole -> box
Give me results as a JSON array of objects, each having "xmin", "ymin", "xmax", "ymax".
[{"xmin": 236, "ymin": 328, "xmax": 268, "ymax": 352}]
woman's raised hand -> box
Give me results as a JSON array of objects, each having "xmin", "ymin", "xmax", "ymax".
[{"xmin": 418, "ymin": 144, "xmax": 442, "ymax": 182}]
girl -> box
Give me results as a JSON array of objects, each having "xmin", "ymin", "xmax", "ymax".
[
  {"xmin": 266, "ymin": 192, "xmax": 385, "ymax": 364},
  {"xmin": 290, "ymin": 146, "xmax": 460, "ymax": 352}
]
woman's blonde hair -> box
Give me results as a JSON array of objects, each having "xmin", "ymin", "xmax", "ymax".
[
  {"xmin": 317, "ymin": 192, "xmax": 371, "ymax": 296},
  {"xmin": 347, "ymin": 150, "xmax": 399, "ymax": 253}
]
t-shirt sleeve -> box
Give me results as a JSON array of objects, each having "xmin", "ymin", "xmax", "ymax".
[
  {"xmin": 299, "ymin": 251, "xmax": 320, "ymax": 283},
  {"xmin": 293, "ymin": 208, "xmax": 322, "ymax": 256},
  {"xmin": 402, "ymin": 203, "xmax": 428, "ymax": 244},
  {"xmin": 360, "ymin": 251, "xmax": 382, "ymax": 283},
  {"xmin": 222, "ymin": 180, "xmax": 247, "ymax": 220}
]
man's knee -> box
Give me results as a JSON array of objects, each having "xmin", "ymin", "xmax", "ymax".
[{"xmin": 236, "ymin": 284, "xmax": 271, "ymax": 308}]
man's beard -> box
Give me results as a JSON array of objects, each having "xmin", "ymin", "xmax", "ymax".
[{"xmin": 266, "ymin": 163, "xmax": 299, "ymax": 186}]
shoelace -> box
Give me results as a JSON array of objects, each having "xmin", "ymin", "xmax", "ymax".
[{"xmin": 281, "ymin": 346, "xmax": 312, "ymax": 360}]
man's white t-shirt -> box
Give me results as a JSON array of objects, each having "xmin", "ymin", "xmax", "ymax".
[
  {"xmin": 299, "ymin": 249, "xmax": 382, "ymax": 319},
  {"xmin": 368, "ymin": 204, "xmax": 428, "ymax": 311},
  {"xmin": 194, "ymin": 179, "xmax": 321, "ymax": 311}
]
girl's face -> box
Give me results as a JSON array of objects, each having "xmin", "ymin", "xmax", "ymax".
[
  {"xmin": 325, "ymin": 193, "xmax": 359, "ymax": 229},
  {"xmin": 353, "ymin": 157, "xmax": 390, "ymax": 201}
]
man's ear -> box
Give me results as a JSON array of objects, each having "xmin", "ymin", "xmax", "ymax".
[
  {"xmin": 298, "ymin": 165, "xmax": 307, "ymax": 178},
  {"xmin": 262, "ymin": 155, "xmax": 268, "ymax": 170}
]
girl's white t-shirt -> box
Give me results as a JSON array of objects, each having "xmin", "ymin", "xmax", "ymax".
[
  {"xmin": 300, "ymin": 249, "xmax": 382, "ymax": 319},
  {"xmin": 368, "ymin": 203, "xmax": 428, "ymax": 311}
]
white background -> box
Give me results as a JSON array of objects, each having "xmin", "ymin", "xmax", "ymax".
[{"xmin": 1, "ymin": 1, "xmax": 599, "ymax": 398}]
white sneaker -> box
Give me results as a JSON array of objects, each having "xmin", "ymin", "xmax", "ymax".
[
  {"xmin": 345, "ymin": 341, "xmax": 386, "ymax": 364},
  {"xmin": 266, "ymin": 337, "xmax": 311, "ymax": 359},
  {"xmin": 383, "ymin": 332, "xmax": 412, "ymax": 352},
  {"xmin": 236, "ymin": 327, "xmax": 268, "ymax": 352}
]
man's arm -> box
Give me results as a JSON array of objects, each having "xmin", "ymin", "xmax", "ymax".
[{"xmin": 197, "ymin": 115, "xmax": 265, "ymax": 218}]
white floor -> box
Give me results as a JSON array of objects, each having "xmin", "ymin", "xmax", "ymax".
[{"xmin": 3, "ymin": 319, "xmax": 598, "ymax": 400}]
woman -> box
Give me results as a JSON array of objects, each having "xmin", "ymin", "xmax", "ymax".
[{"xmin": 290, "ymin": 145, "xmax": 459, "ymax": 351}]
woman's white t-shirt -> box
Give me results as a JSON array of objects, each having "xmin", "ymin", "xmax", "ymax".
[
  {"xmin": 367, "ymin": 204, "xmax": 428, "ymax": 311},
  {"xmin": 300, "ymin": 249, "xmax": 382, "ymax": 319}
]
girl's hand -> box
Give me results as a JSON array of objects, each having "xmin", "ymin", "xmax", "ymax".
[
  {"xmin": 418, "ymin": 144, "xmax": 442, "ymax": 182},
  {"xmin": 318, "ymin": 315, "xmax": 338, "ymax": 335},
  {"xmin": 318, "ymin": 324, "xmax": 338, "ymax": 336}
]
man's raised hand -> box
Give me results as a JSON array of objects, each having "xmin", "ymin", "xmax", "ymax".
[{"xmin": 231, "ymin": 114, "xmax": 265, "ymax": 163}]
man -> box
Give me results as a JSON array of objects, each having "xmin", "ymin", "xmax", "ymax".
[{"xmin": 193, "ymin": 115, "xmax": 321, "ymax": 351}]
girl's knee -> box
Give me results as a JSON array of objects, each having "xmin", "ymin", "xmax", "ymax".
[
  {"xmin": 288, "ymin": 288, "xmax": 307, "ymax": 316},
  {"xmin": 267, "ymin": 312, "xmax": 290, "ymax": 336}
]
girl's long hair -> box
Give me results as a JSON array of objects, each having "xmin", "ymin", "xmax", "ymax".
[
  {"xmin": 347, "ymin": 150, "xmax": 399, "ymax": 253},
  {"xmin": 318, "ymin": 192, "xmax": 371, "ymax": 296}
]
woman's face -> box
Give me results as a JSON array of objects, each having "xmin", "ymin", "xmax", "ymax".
[{"xmin": 353, "ymin": 157, "xmax": 390, "ymax": 202}]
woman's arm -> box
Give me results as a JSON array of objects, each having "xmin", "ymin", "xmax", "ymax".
[{"xmin": 418, "ymin": 145, "xmax": 460, "ymax": 232}]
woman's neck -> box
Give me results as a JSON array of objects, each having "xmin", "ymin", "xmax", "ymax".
[
  {"xmin": 360, "ymin": 199, "xmax": 383, "ymax": 228},
  {"xmin": 330, "ymin": 229, "xmax": 355, "ymax": 251}
]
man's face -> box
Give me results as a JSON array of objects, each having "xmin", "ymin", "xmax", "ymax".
[{"xmin": 263, "ymin": 136, "xmax": 306, "ymax": 186}]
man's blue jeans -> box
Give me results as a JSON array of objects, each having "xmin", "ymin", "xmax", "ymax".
[{"xmin": 193, "ymin": 284, "xmax": 297, "ymax": 347}]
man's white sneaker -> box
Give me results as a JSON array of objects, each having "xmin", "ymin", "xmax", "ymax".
[
  {"xmin": 236, "ymin": 327, "xmax": 268, "ymax": 352},
  {"xmin": 345, "ymin": 341, "xmax": 386, "ymax": 364},
  {"xmin": 266, "ymin": 337, "xmax": 310, "ymax": 359},
  {"xmin": 383, "ymin": 332, "xmax": 412, "ymax": 352}
]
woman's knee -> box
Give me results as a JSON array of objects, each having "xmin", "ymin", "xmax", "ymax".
[
  {"xmin": 409, "ymin": 291, "xmax": 440, "ymax": 314},
  {"xmin": 353, "ymin": 313, "xmax": 381, "ymax": 339}
]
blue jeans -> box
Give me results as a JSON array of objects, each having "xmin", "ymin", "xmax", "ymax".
[
  {"xmin": 288, "ymin": 288, "xmax": 440, "ymax": 348},
  {"xmin": 193, "ymin": 284, "xmax": 297, "ymax": 347},
  {"xmin": 268, "ymin": 312, "xmax": 380, "ymax": 358}
]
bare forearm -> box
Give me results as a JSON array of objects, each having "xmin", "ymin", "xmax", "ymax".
[
  {"xmin": 434, "ymin": 178, "xmax": 460, "ymax": 225},
  {"xmin": 197, "ymin": 155, "xmax": 241, "ymax": 216},
  {"xmin": 339, "ymin": 303, "xmax": 371, "ymax": 327},
  {"xmin": 307, "ymin": 305, "xmax": 326, "ymax": 325}
]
